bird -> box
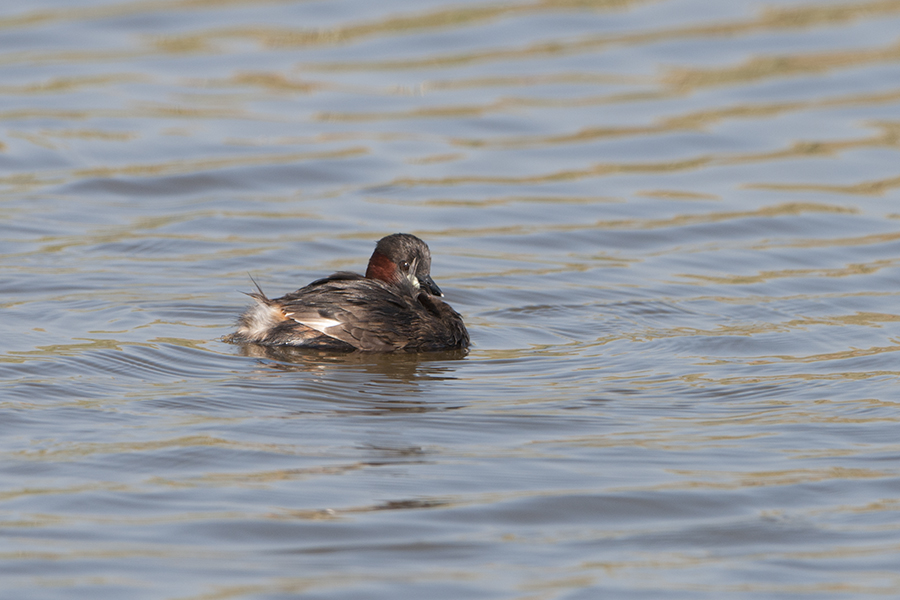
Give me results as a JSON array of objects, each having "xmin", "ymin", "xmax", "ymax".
[{"xmin": 229, "ymin": 233, "xmax": 469, "ymax": 352}]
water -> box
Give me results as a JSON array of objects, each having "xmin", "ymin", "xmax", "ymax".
[{"xmin": 3, "ymin": 0, "xmax": 900, "ymax": 597}]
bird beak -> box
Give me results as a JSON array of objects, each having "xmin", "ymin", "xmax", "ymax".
[{"xmin": 421, "ymin": 274, "xmax": 443, "ymax": 297}]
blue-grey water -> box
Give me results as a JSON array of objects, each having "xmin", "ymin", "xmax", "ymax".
[{"xmin": 2, "ymin": 0, "xmax": 900, "ymax": 598}]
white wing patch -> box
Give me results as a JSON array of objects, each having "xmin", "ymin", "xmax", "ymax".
[{"xmin": 289, "ymin": 314, "xmax": 342, "ymax": 334}]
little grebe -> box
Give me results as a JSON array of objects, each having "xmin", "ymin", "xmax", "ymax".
[{"xmin": 230, "ymin": 233, "xmax": 469, "ymax": 352}]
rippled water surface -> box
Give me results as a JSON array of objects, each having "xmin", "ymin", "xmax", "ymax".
[{"xmin": 3, "ymin": 0, "xmax": 900, "ymax": 597}]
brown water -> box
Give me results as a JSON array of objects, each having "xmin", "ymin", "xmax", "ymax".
[{"xmin": 3, "ymin": 0, "xmax": 900, "ymax": 598}]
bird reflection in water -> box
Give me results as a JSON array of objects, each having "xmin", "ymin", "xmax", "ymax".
[{"xmin": 232, "ymin": 342, "xmax": 468, "ymax": 413}]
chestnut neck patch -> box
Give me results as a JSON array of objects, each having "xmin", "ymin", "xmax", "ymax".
[{"xmin": 365, "ymin": 251, "xmax": 397, "ymax": 283}]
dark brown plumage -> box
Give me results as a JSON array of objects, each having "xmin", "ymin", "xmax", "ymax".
[{"xmin": 229, "ymin": 234, "xmax": 469, "ymax": 352}]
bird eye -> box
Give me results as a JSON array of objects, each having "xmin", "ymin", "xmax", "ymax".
[{"xmin": 400, "ymin": 261, "xmax": 410, "ymax": 271}]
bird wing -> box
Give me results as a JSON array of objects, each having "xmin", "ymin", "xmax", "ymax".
[{"xmin": 278, "ymin": 277, "xmax": 415, "ymax": 351}]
